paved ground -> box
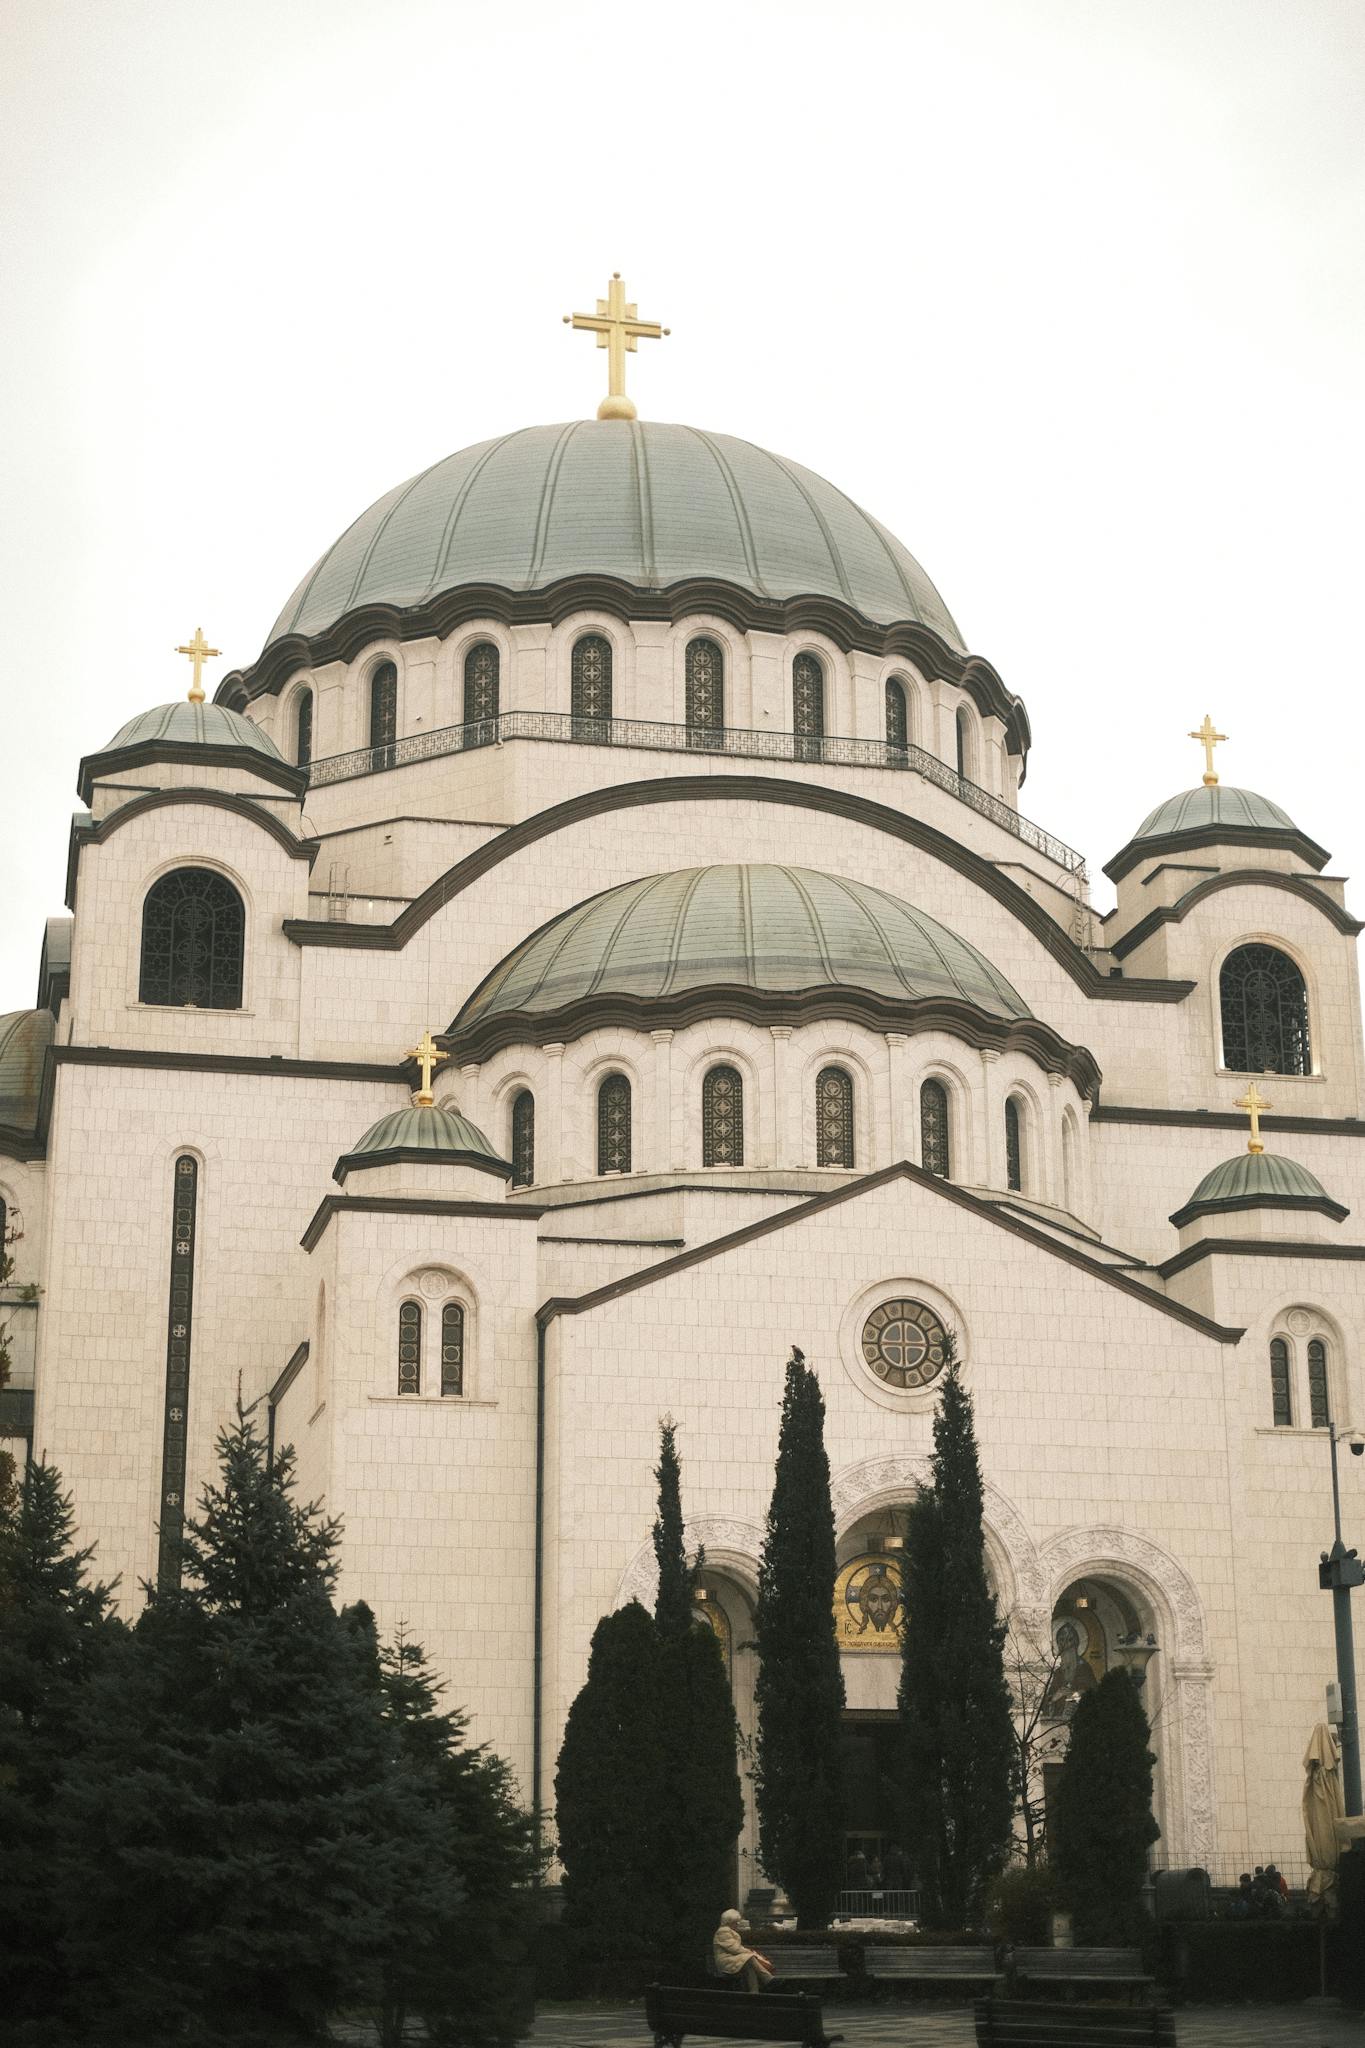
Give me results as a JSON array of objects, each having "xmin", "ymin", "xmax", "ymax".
[{"xmin": 528, "ymin": 1999, "xmax": 1365, "ymax": 2048}]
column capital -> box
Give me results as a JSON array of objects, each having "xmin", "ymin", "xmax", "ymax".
[
  {"xmin": 544, "ymin": 1042, "xmax": 566, "ymax": 1060},
  {"xmin": 650, "ymin": 1028, "xmax": 675, "ymax": 1046},
  {"xmin": 885, "ymin": 1032, "xmax": 908, "ymax": 1048},
  {"xmin": 770, "ymin": 1025, "xmax": 794, "ymax": 1042},
  {"xmin": 460, "ymin": 1062, "xmax": 480, "ymax": 1082},
  {"xmin": 980, "ymin": 1048, "xmax": 1002, "ymax": 1065}
]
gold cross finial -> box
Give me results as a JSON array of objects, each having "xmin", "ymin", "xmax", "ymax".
[
  {"xmin": 563, "ymin": 272, "xmax": 670, "ymax": 421},
  {"xmin": 176, "ymin": 627, "xmax": 221, "ymax": 704},
  {"xmin": 1188, "ymin": 713, "xmax": 1228, "ymax": 787},
  {"xmin": 407, "ymin": 1030, "xmax": 449, "ymax": 1107},
  {"xmin": 1234, "ymin": 1081, "xmax": 1272, "ymax": 1154}
]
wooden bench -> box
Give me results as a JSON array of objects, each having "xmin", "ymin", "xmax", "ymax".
[
  {"xmin": 766, "ymin": 1946, "xmax": 843, "ymax": 1981},
  {"xmin": 866, "ymin": 1943, "xmax": 1003, "ymax": 1988},
  {"xmin": 1009, "ymin": 1949, "xmax": 1154, "ymax": 2001},
  {"xmin": 975, "ymin": 1997, "xmax": 1176, "ymax": 2045},
  {"xmin": 645, "ymin": 1984, "xmax": 844, "ymax": 2048}
]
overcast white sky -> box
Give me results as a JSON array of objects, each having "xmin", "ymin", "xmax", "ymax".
[{"xmin": 2, "ymin": 0, "xmax": 1362, "ymax": 1014}]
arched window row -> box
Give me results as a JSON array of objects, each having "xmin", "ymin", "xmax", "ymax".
[
  {"xmin": 686, "ymin": 637, "xmax": 724, "ymax": 743},
  {"xmin": 397, "ymin": 1297, "xmax": 469, "ymax": 1398},
  {"xmin": 572, "ymin": 634, "xmax": 613, "ymax": 737},
  {"xmin": 1220, "ymin": 944, "xmax": 1311, "ymax": 1077},
  {"xmin": 511, "ymin": 1089, "xmax": 535, "ymax": 1188},
  {"xmin": 815, "ymin": 1065, "xmax": 854, "ymax": 1167},
  {"xmin": 597, "ymin": 1072, "xmax": 632, "ymax": 1174},
  {"xmin": 702, "ymin": 1064, "xmax": 744, "ymax": 1166},
  {"xmin": 885, "ymin": 676, "xmax": 909, "ymax": 758},
  {"xmin": 464, "ymin": 641, "xmax": 500, "ymax": 730},
  {"xmin": 1004, "ymin": 1096, "xmax": 1023, "ymax": 1193},
  {"xmin": 920, "ymin": 1079, "xmax": 950, "ymax": 1179},
  {"xmin": 369, "ymin": 660, "xmax": 398, "ymax": 770},
  {"xmin": 140, "ymin": 868, "xmax": 245, "ymax": 1010},
  {"xmin": 1269, "ymin": 1329, "xmax": 1334, "ymax": 1430},
  {"xmin": 294, "ymin": 688, "xmax": 313, "ymax": 769}
]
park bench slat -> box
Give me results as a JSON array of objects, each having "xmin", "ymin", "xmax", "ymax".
[
  {"xmin": 974, "ymin": 1997, "xmax": 1176, "ymax": 2047},
  {"xmin": 645, "ymin": 1983, "xmax": 844, "ymax": 2048},
  {"xmin": 766, "ymin": 1947, "xmax": 842, "ymax": 1979},
  {"xmin": 866, "ymin": 1943, "xmax": 1002, "ymax": 1982},
  {"xmin": 1010, "ymin": 1947, "xmax": 1152, "ymax": 1997}
]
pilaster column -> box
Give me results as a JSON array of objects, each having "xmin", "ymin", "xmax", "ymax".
[
  {"xmin": 1043, "ymin": 1071, "xmax": 1064, "ymax": 1203},
  {"xmin": 1166, "ymin": 1660, "xmax": 1218, "ymax": 1868},
  {"xmin": 459, "ymin": 1062, "xmax": 480, "ymax": 1128},
  {"xmin": 650, "ymin": 1030, "xmax": 675, "ymax": 1172},
  {"xmin": 979, "ymin": 1048, "xmax": 1003, "ymax": 1189},
  {"xmin": 885, "ymin": 1033, "xmax": 908, "ymax": 1165},
  {"xmin": 542, "ymin": 1044, "xmax": 566, "ymax": 1183},
  {"xmin": 769, "ymin": 1027, "xmax": 795, "ymax": 1168}
]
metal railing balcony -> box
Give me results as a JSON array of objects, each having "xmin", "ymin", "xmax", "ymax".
[{"xmin": 306, "ymin": 710, "xmax": 1087, "ymax": 875}]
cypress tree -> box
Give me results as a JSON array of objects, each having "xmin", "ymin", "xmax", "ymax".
[
  {"xmin": 555, "ymin": 1601, "xmax": 668, "ymax": 1985},
  {"xmin": 754, "ymin": 1348, "xmax": 845, "ymax": 1927},
  {"xmin": 1052, "ymin": 1670, "xmax": 1160, "ymax": 1942},
  {"xmin": 898, "ymin": 1350, "xmax": 1014, "ymax": 1928},
  {"xmin": 0, "ymin": 1460, "xmax": 119, "ymax": 2044},
  {"xmin": 652, "ymin": 1419, "xmax": 744, "ymax": 1973}
]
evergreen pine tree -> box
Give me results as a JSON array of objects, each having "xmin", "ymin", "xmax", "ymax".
[
  {"xmin": 0, "ymin": 1208, "xmax": 23, "ymax": 1525},
  {"xmin": 754, "ymin": 1348, "xmax": 845, "ymax": 1927},
  {"xmin": 555, "ymin": 1600, "xmax": 668, "ymax": 1985},
  {"xmin": 651, "ymin": 1420, "xmax": 744, "ymax": 1973},
  {"xmin": 0, "ymin": 1459, "xmax": 119, "ymax": 2043},
  {"xmin": 898, "ymin": 1349, "xmax": 1014, "ymax": 1928},
  {"xmin": 56, "ymin": 1409, "xmax": 433, "ymax": 2046},
  {"xmin": 1052, "ymin": 1669, "xmax": 1160, "ymax": 1942}
]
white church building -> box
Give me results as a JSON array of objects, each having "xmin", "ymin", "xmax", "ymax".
[{"xmin": 3, "ymin": 314, "xmax": 1362, "ymax": 1886}]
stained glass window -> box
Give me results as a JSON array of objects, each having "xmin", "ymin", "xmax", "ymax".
[
  {"xmin": 921, "ymin": 1079, "xmax": 950, "ymax": 1178},
  {"xmin": 1220, "ymin": 945, "xmax": 1311, "ymax": 1076},
  {"xmin": 1005, "ymin": 1098, "xmax": 1023, "ymax": 1192},
  {"xmin": 956, "ymin": 705, "xmax": 971, "ymax": 781},
  {"xmin": 464, "ymin": 642, "xmax": 500, "ymax": 734},
  {"xmin": 793, "ymin": 652, "xmax": 825, "ymax": 763},
  {"xmin": 861, "ymin": 1298, "xmax": 949, "ymax": 1390},
  {"xmin": 815, "ymin": 1065, "xmax": 854, "ymax": 1167},
  {"xmin": 702, "ymin": 1065, "xmax": 744, "ymax": 1166},
  {"xmin": 441, "ymin": 1302, "xmax": 465, "ymax": 1398},
  {"xmin": 140, "ymin": 869, "xmax": 245, "ymax": 1009},
  {"xmin": 295, "ymin": 688, "xmax": 313, "ymax": 768},
  {"xmin": 686, "ymin": 637, "xmax": 725, "ymax": 745},
  {"xmin": 158, "ymin": 1154, "xmax": 199, "ymax": 1591},
  {"xmin": 398, "ymin": 1300, "xmax": 422, "ymax": 1395},
  {"xmin": 511, "ymin": 1089, "xmax": 535, "ymax": 1188},
  {"xmin": 597, "ymin": 1072, "xmax": 632, "ymax": 1173},
  {"xmin": 1308, "ymin": 1338, "xmax": 1330, "ymax": 1428},
  {"xmin": 370, "ymin": 661, "xmax": 398, "ymax": 769},
  {"xmin": 1269, "ymin": 1337, "xmax": 1292, "ymax": 1427},
  {"xmin": 885, "ymin": 677, "xmax": 908, "ymax": 757},
  {"xmin": 572, "ymin": 634, "xmax": 613, "ymax": 738}
]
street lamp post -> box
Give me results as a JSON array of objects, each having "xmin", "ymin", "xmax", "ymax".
[{"xmin": 1319, "ymin": 1420, "xmax": 1364, "ymax": 1818}]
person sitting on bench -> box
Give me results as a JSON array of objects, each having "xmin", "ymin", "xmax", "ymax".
[{"xmin": 712, "ymin": 1909, "xmax": 775, "ymax": 1992}]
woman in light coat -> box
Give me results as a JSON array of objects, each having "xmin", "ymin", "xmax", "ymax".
[{"xmin": 712, "ymin": 1910, "xmax": 774, "ymax": 1993}]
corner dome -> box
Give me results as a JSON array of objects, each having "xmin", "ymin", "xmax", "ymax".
[
  {"xmin": 333, "ymin": 1103, "xmax": 511, "ymax": 1185},
  {"xmin": 1170, "ymin": 1150, "xmax": 1347, "ymax": 1228},
  {"xmin": 263, "ymin": 422, "xmax": 965, "ymax": 652},
  {"xmin": 0, "ymin": 1008, "xmax": 53, "ymax": 1136},
  {"xmin": 78, "ymin": 699, "xmax": 300, "ymax": 806},
  {"xmin": 1105, "ymin": 784, "xmax": 1329, "ymax": 883}
]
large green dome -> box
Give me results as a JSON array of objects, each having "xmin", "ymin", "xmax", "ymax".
[
  {"xmin": 266, "ymin": 422, "xmax": 964, "ymax": 650},
  {"xmin": 0, "ymin": 1008, "xmax": 53, "ymax": 1135},
  {"xmin": 458, "ymin": 864, "xmax": 1030, "ymax": 1036}
]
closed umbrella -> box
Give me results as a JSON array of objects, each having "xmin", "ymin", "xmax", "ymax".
[{"xmin": 1303, "ymin": 1721, "xmax": 1345, "ymax": 1912}]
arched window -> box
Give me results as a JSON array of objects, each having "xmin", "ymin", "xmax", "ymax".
[
  {"xmin": 398, "ymin": 1300, "xmax": 422, "ymax": 1395},
  {"xmin": 597, "ymin": 1073, "xmax": 632, "ymax": 1173},
  {"xmin": 1005, "ymin": 1098, "xmax": 1023, "ymax": 1192},
  {"xmin": 955, "ymin": 705, "xmax": 972, "ymax": 782},
  {"xmin": 511, "ymin": 1089, "xmax": 535, "ymax": 1188},
  {"xmin": 1308, "ymin": 1338, "xmax": 1330, "ymax": 1429},
  {"xmin": 885, "ymin": 677, "xmax": 909, "ymax": 760},
  {"xmin": 702, "ymin": 1065, "xmax": 744, "ymax": 1166},
  {"xmin": 920, "ymin": 1079, "xmax": 951, "ymax": 1178},
  {"xmin": 1269, "ymin": 1337, "xmax": 1292, "ymax": 1427},
  {"xmin": 140, "ymin": 869, "xmax": 245, "ymax": 1009},
  {"xmin": 571, "ymin": 634, "xmax": 613, "ymax": 738},
  {"xmin": 815, "ymin": 1065, "xmax": 854, "ymax": 1168},
  {"xmin": 369, "ymin": 661, "xmax": 398, "ymax": 770},
  {"xmin": 464, "ymin": 641, "xmax": 500, "ymax": 734},
  {"xmin": 685, "ymin": 637, "xmax": 725, "ymax": 746},
  {"xmin": 295, "ymin": 688, "xmax": 313, "ymax": 769},
  {"xmin": 1220, "ymin": 944, "xmax": 1311, "ymax": 1075},
  {"xmin": 441, "ymin": 1302, "xmax": 465, "ymax": 1398},
  {"xmin": 793, "ymin": 652, "xmax": 825, "ymax": 763}
]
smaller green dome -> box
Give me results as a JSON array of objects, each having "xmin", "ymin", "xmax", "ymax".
[
  {"xmin": 1132, "ymin": 785, "xmax": 1297, "ymax": 842},
  {"xmin": 104, "ymin": 700, "xmax": 284, "ymax": 760},
  {"xmin": 1170, "ymin": 1150, "xmax": 1347, "ymax": 1228},
  {"xmin": 0, "ymin": 1008, "xmax": 53, "ymax": 1135},
  {"xmin": 334, "ymin": 1103, "xmax": 511, "ymax": 1185}
]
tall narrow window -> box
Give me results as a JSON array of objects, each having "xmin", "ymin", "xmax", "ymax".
[
  {"xmin": 464, "ymin": 641, "xmax": 500, "ymax": 736},
  {"xmin": 597, "ymin": 1073, "xmax": 632, "ymax": 1173},
  {"xmin": 140, "ymin": 869, "xmax": 245, "ymax": 1009},
  {"xmin": 885, "ymin": 677, "xmax": 909, "ymax": 758},
  {"xmin": 1269, "ymin": 1337, "xmax": 1292, "ymax": 1427},
  {"xmin": 793, "ymin": 652, "xmax": 825, "ymax": 763},
  {"xmin": 1061, "ymin": 1114, "xmax": 1078, "ymax": 1212},
  {"xmin": 398, "ymin": 1300, "xmax": 422, "ymax": 1395},
  {"xmin": 1005, "ymin": 1098, "xmax": 1023, "ymax": 1192},
  {"xmin": 1308, "ymin": 1339, "xmax": 1330, "ymax": 1429},
  {"xmin": 920, "ymin": 1079, "xmax": 951, "ymax": 1178},
  {"xmin": 1220, "ymin": 945, "xmax": 1311, "ymax": 1076},
  {"xmin": 702, "ymin": 1065, "xmax": 744, "ymax": 1166},
  {"xmin": 815, "ymin": 1065, "xmax": 854, "ymax": 1168},
  {"xmin": 511, "ymin": 1089, "xmax": 535, "ymax": 1188},
  {"xmin": 370, "ymin": 660, "xmax": 398, "ymax": 770},
  {"xmin": 956, "ymin": 705, "xmax": 972, "ymax": 781},
  {"xmin": 686, "ymin": 637, "xmax": 725, "ymax": 746},
  {"xmin": 571, "ymin": 634, "xmax": 613, "ymax": 738},
  {"xmin": 295, "ymin": 688, "xmax": 313, "ymax": 769},
  {"xmin": 158, "ymin": 1154, "xmax": 199, "ymax": 1591},
  {"xmin": 441, "ymin": 1302, "xmax": 465, "ymax": 1398}
]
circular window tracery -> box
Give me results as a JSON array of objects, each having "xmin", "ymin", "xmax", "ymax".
[{"xmin": 860, "ymin": 1298, "xmax": 949, "ymax": 1389}]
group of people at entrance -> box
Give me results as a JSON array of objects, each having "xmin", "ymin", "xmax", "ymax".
[{"xmin": 846, "ymin": 1843, "xmax": 910, "ymax": 1889}]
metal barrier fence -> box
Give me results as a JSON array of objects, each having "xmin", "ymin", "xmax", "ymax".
[
  {"xmin": 834, "ymin": 1889, "xmax": 921, "ymax": 1919},
  {"xmin": 306, "ymin": 709, "xmax": 1087, "ymax": 876}
]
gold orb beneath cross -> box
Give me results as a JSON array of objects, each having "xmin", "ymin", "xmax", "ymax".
[{"xmin": 597, "ymin": 393, "xmax": 637, "ymax": 421}]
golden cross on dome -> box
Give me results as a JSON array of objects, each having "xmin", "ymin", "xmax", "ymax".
[
  {"xmin": 564, "ymin": 272, "xmax": 669, "ymax": 421},
  {"xmin": 176, "ymin": 627, "xmax": 221, "ymax": 705},
  {"xmin": 407, "ymin": 1029, "xmax": 449, "ymax": 1107},
  {"xmin": 1188, "ymin": 713, "xmax": 1228, "ymax": 787},
  {"xmin": 1235, "ymin": 1081, "xmax": 1272, "ymax": 1155}
]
